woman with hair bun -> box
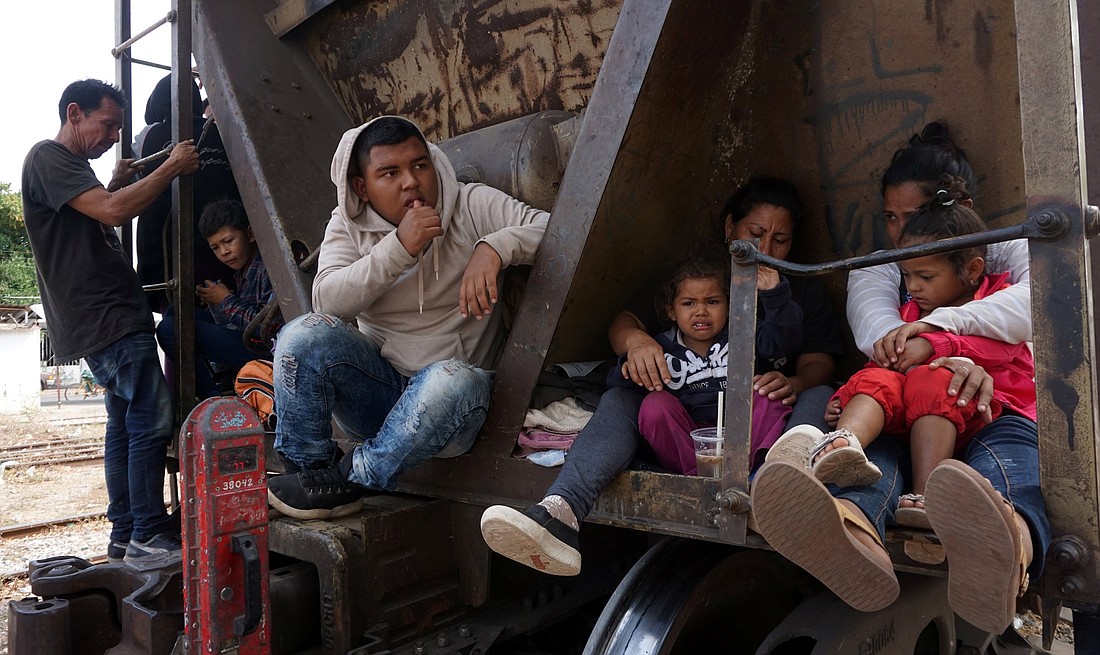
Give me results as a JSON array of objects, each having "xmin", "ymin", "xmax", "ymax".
[
  {"xmin": 846, "ymin": 121, "xmax": 1031, "ymax": 369},
  {"xmin": 751, "ymin": 125, "xmax": 1049, "ymax": 637},
  {"xmin": 771, "ymin": 177, "xmax": 1035, "ymax": 526}
]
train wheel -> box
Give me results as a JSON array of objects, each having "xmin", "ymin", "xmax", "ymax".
[{"xmin": 583, "ymin": 538, "xmax": 809, "ymax": 655}]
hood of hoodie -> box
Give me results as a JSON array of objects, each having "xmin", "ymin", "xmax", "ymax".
[
  {"xmin": 329, "ymin": 116, "xmax": 460, "ymax": 236},
  {"xmin": 327, "ymin": 116, "xmax": 461, "ymax": 320},
  {"xmin": 144, "ymin": 73, "xmax": 204, "ymax": 125}
]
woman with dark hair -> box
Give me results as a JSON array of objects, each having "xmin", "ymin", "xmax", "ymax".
[
  {"xmin": 845, "ymin": 122, "xmax": 1030, "ymax": 368},
  {"xmin": 751, "ymin": 124, "xmax": 1047, "ymax": 636},
  {"xmin": 479, "ymin": 176, "xmax": 844, "ymax": 576}
]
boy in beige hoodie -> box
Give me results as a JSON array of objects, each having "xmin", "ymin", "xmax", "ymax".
[{"xmin": 267, "ymin": 116, "xmax": 549, "ymax": 519}]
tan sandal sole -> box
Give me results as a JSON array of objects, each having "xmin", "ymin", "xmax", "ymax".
[
  {"xmin": 894, "ymin": 506, "xmax": 932, "ymax": 530},
  {"xmin": 752, "ymin": 461, "xmax": 899, "ymax": 611},
  {"xmin": 925, "ymin": 460, "xmax": 1023, "ymax": 633}
]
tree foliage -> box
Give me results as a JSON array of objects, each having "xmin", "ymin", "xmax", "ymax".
[{"xmin": 0, "ymin": 183, "xmax": 38, "ymax": 304}]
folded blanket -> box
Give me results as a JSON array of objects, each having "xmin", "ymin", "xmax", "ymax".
[{"xmin": 523, "ymin": 397, "xmax": 594, "ymax": 434}]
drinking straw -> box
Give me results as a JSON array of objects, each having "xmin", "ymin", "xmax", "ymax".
[{"xmin": 716, "ymin": 391, "xmax": 724, "ymax": 455}]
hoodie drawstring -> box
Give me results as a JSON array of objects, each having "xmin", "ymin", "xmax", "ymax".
[
  {"xmin": 417, "ymin": 253, "xmax": 424, "ymax": 314},
  {"xmin": 416, "ymin": 237, "xmax": 441, "ymax": 314}
]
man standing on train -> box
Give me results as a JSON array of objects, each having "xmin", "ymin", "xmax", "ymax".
[
  {"xmin": 266, "ymin": 116, "xmax": 548, "ymax": 519},
  {"xmin": 21, "ymin": 79, "xmax": 199, "ymax": 562}
]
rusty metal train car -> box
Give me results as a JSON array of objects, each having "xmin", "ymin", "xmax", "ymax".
[{"xmin": 10, "ymin": 0, "xmax": 1100, "ymax": 653}]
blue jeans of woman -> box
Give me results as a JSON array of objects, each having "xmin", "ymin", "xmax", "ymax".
[
  {"xmin": 833, "ymin": 415, "xmax": 1050, "ymax": 579},
  {"xmin": 272, "ymin": 314, "xmax": 492, "ymax": 491},
  {"xmin": 785, "ymin": 384, "xmax": 835, "ymax": 432},
  {"xmin": 84, "ymin": 331, "xmax": 174, "ymax": 544}
]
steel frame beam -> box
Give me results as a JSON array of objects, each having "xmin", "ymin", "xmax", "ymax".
[{"xmin": 1015, "ymin": 0, "xmax": 1100, "ymax": 610}]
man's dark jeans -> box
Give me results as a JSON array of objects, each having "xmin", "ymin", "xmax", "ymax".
[{"xmin": 85, "ymin": 331, "xmax": 174, "ymax": 543}]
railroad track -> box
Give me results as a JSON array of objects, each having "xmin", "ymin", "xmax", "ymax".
[
  {"xmin": 0, "ymin": 512, "xmax": 107, "ymax": 539},
  {"xmin": 0, "ymin": 435, "xmax": 105, "ymax": 468},
  {"xmin": 0, "ymin": 513, "xmax": 112, "ymax": 579}
]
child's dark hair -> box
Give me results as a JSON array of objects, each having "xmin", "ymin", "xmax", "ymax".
[
  {"xmin": 657, "ymin": 256, "xmax": 731, "ymax": 322},
  {"xmin": 720, "ymin": 176, "xmax": 807, "ymax": 236},
  {"xmin": 898, "ymin": 176, "xmax": 987, "ymax": 280},
  {"xmin": 349, "ymin": 117, "xmax": 430, "ymax": 177},
  {"xmin": 882, "ymin": 121, "xmax": 978, "ymax": 202},
  {"xmin": 199, "ymin": 199, "xmax": 251, "ymax": 239}
]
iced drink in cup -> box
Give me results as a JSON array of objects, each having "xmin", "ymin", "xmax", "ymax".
[{"xmin": 691, "ymin": 427, "xmax": 723, "ymax": 477}]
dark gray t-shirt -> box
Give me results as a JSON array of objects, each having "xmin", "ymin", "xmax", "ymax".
[{"xmin": 22, "ymin": 140, "xmax": 154, "ymax": 362}]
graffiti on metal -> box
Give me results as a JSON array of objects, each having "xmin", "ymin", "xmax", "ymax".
[
  {"xmin": 301, "ymin": 0, "xmax": 621, "ymax": 140},
  {"xmin": 211, "ymin": 407, "xmax": 259, "ymax": 431}
]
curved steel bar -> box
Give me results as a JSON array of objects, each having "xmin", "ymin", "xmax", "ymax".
[{"xmin": 731, "ymin": 209, "xmax": 1071, "ymax": 276}]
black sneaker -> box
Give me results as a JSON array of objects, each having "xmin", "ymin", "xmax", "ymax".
[
  {"xmin": 480, "ymin": 505, "xmax": 581, "ymax": 576},
  {"xmin": 107, "ymin": 540, "xmax": 128, "ymax": 563},
  {"xmin": 267, "ymin": 463, "xmax": 366, "ymax": 520},
  {"xmin": 124, "ymin": 532, "xmax": 182, "ymax": 562}
]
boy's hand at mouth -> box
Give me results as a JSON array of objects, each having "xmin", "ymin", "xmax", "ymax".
[{"xmin": 397, "ymin": 199, "xmax": 443, "ymax": 256}]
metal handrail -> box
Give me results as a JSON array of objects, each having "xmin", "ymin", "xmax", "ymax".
[
  {"xmin": 111, "ymin": 11, "xmax": 175, "ymax": 57},
  {"xmin": 730, "ymin": 207, "xmax": 1072, "ymax": 276}
]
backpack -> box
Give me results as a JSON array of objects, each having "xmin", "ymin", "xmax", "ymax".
[{"xmin": 234, "ymin": 359, "xmax": 276, "ymax": 430}]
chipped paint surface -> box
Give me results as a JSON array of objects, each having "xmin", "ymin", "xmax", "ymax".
[{"xmin": 302, "ymin": 0, "xmax": 620, "ymax": 140}]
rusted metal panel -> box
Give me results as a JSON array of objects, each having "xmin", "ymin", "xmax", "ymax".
[
  {"xmin": 589, "ymin": 470, "xmax": 724, "ymax": 542},
  {"xmin": 269, "ymin": 519, "xmax": 366, "ymax": 655},
  {"xmin": 484, "ymin": 0, "xmax": 759, "ymax": 452},
  {"xmin": 193, "ymin": 0, "xmax": 352, "ymax": 319},
  {"xmin": 172, "ymin": 0, "xmax": 198, "ymax": 419},
  {"xmin": 398, "ymin": 452, "xmax": 564, "ymax": 506},
  {"xmin": 298, "ymin": 0, "xmax": 621, "ymax": 141},
  {"xmin": 1081, "ymin": 0, "xmax": 1100, "ymax": 208},
  {"xmin": 1013, "ymin": 1, "xmax": 1100, "ymax": 607},
  {"xmin": 194, "ymin": 0, "xmax": 1100, "ymax": 614},
  {"xmin": 399, "ymin": 455, "xmax": 729, "ymax": 543},
  {"xmin": 265, "ymin": 0, "xmax": 340, "ymax": 37},
  {"xmin": 803, "ymin": 1, "xmax": 1027, "ymax": 260}
]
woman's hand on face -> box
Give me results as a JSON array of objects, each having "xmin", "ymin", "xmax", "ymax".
[
  {"xmin": 622, "ymin": 336, "xmax": 672, "ymax": 391},
  {"xmin": 872, "ymin": 321, "xmax": 937, "ymax": 368},
  {"xmin": 757, "ymin": 266, "xmax": 780, "ymax": 291},
  {"xmin": 928, "ymin": 357, "xmax": 995, "ymax": 423},
  {"xmin": 753, "ymin": 371, "xmax": 796, "ymax": 404}
]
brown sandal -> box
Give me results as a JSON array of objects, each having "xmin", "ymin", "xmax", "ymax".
[
  {"xmin": 752, "ymin": 460, "xmax": 899, "ymax": 612},
  {"xmin": 925, "ymin": 460, "xmax": 1029, "ymax": 633}
]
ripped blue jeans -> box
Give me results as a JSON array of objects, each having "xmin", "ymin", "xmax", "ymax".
[{"xmin": 272, "ymin": 313, "xmax": 492, "ymax": 490}]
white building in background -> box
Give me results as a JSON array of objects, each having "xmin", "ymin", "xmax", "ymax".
[{"xmin": 0, "ymin": 306, "xmax": 41, "ymax": 413}]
